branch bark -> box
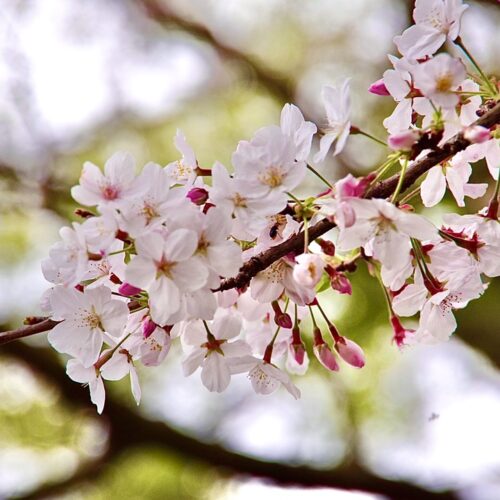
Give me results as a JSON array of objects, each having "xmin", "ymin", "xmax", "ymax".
[{"xmin": 6, "ymin": 342, "xmax": 458, "ymax": 500}]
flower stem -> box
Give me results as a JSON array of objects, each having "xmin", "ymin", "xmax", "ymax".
[
  {"xmin": 391, "ymin": 156, "xmax": 409, "ymax": 203},
  {"xmin": 398, "ymin": 185, "xmax": 421, "ymax": 205},
  {"xmin": 315, "ymin": 300, "xmax": 332, "ymax": 327},
  {"xmin": 455, "ymin": 37, "xmax": 497, "ymax": 97},
  {"xmin": 287, "ymin": 191, "xmax": 305, "ymax": 208},
  {"xmin": 308, "ymin": 305, "xmax": 319, "ymax": 329},
  {"xmin": 307, "ymin": 164, "xmax": 334, "ymax": 189},
  {"xmin": 351, "ymin": 127, "xmax": 387, "ymax": 147}
]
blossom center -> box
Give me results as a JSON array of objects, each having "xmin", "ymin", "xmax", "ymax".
[
  {"xmin": 173, "ymin": 160, "xmax": 193, "ymax": 179},
  {"xmin": 101, "ymin": 184, "xmax": 119, "ymax": 200},
  {"xmin": 259, "ymin": 166, "xmax": 284, "ymax": 188},
  {"xmin": 232, "ymin": 192, "xmax": 247, "ymax": 208},
  {"xmin": 142, "ymin": 203, "xmax": 159, "ymax": 223},
  {"xmin": 262, "ymin": 259, "xmax": 287, "ymax": 283},
  {"xmin": 82, "ymin": 308, "xmax": 102, "ymax": 329},
  {"xmin": 197, "ymin": 233, "xmax": 209, "ymax": 255},
  {"xmin": 435, "ymin": 73, "xmax": 454, "ymax": 92},
  {"xmin": 157, "ymin": 259, "xmax": 174, "ymax": 278}
]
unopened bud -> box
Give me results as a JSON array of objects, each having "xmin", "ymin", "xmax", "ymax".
[
  {"xmin": 463, "ymin": 125, "xmax": 491, "ymax": 144},
  {"xmin": 271, "ymin": 301, "xmax": 293, "ymax": 329},
  {"xmin": 336, "ymin": 338, "xmax": 365, "ymax": 368},
  {"xmin": 330, "ymin": 271, "xmax": 352, "ymax": 295},
  {"xmin": 368, "ymin": 78, "xmax": 390, "ymax": 96},
  {"xmin": 290, "ymin": 342, "xmax": 306, "ymax": 365},
  {"xmin": 109, "ymin": 273, "xmax": 122, "ymax": 285},
  {"xmin": 314, "ymin": 343, "xmax": 340, "ymax": 372},
  {"xmin": 388, "ymin": 130, "xmax": 419, "ymax": 151},
  {"xmin": 119, "ymin": 282, "xmax": 142, "ymax": 296},
  {"xmin": 290, "ymin": 326, "xmax": 306, "ymax": 365},
  {"xmin": 187, "ymin": 187, "xmax": 209, "ymax": 205},
  {"xmin": 316, "ymin": 238, "xmax": 336, "ymax": 256}
]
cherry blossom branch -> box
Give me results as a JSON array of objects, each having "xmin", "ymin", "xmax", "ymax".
[
  {"xmin": 0, "ymin": 102, "xmax": 499, "ymax": 342},
  {"xmin": 218, "ymin": 101, "xmax": 500, "ymax": 292},
  {"xmin": 0, "ymin": 318, "xmax": 59, "ymax": 346},
  {"xmin": 7, "ymin": 342, "xmax": 459, "ymax": 500}
]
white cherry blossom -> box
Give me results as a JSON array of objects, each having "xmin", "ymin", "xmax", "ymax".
[{"xmin": 314, "ymin": 79, "xmax": 351, "ymax": 162}]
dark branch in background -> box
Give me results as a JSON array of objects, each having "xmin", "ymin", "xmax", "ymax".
[
  {"xmin": 219, "ymin": 101, "xmax": 500, "ymax": 291},
  {"xmin": 6, "ymin": 342, "xmax": 458, "ymax": 500},
  {"xmin": 137, "ymin": 0, "xmax": 295, "ymax": 104}
]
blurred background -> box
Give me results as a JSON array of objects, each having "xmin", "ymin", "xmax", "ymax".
[{"xmin": 0, "ymin": 0, "xmax": 499, "ymax": 498}]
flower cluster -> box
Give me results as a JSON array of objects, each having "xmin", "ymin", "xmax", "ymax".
[{"xmin": 40, "ymin": 0, "xmax": 499, "ymax": 413}]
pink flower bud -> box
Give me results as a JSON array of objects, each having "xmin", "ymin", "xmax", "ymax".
[
  {"xmin": 463, "ymin": 125, "xmax": 491, "ymax": 144},
  {"xmin": 187, "ymin": 187, "xmax": 209, "ymax": 205},
  {"xmin": 316, "ymin": 238, "xmax": 336, "ymax": 256},
  {"xmin": 336, "ymin": 338, "xmax": 365, "ymax": 368},
  {"xmin": 275, "ymin": 313, "xmax": 293, "ymax": 329},
  {"xmin": 388, "ymin": 130, "xmax": 419, "ymax": 151},
  {"xmin": 314, "ymin": 343, "xmax": 340, "ymax": 372},
  {"xmin": 142, "ymin": 318, "xmax": 157, "ymax": 338},
  {"xmin": 368, "ymin": 78, "xmax": 390, "ymax": 96},
  {"xmin": 290, "ymin": 342, "xmax": 306, "ymax": 365},
  {"xmin": 330, "ymin": 271, "xmax": 352, "ymax": 295},
  {"xmin": 336, "ymin": 174, "xmax": 366, "ymax": 199},
  {"xmin": 119, "ymin": 282, "xmax": 142, "ymax": 296}
]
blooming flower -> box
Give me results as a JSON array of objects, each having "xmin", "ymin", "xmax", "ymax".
[
  {"xmin": 71, "ymin": 151, "xmax": 145, "ymax": 208},
  {"xmin": 165, "ymin": 130, "xmax": 198, "ymax": 185},
  {"xmin": 412, "ymin": 54, "xmax": 466, "ymax": 109},
  {"xmin": 48, "ymin": 286, "xmax": 129, "ymax": 367},
  {"xmin": 182, "ymin": 311, "xmax": 250, "ymax": 392},
  {"xmin": 232, "ymin": 125, "xmax": 306, "ymax": 204},
  {"xmin": 421, "ymin": 153, "xmax": 488, "ymax": 207},
  {"xmin": 314, "ymin": 79, "xmax": 351, "ymax": 162},
  {"xmin": 66, "ymin": 359, "xmax": 105, "ymax": 414},
  {"xmin": 230, "ymin": 355, "xmax": 301, "ymax": 399},
  {"xmin": 280, "ymin": 103, "xmax": 317, "ymax": 162},
  {"xmin": 337, "ymin": 198, "xmax": 438, "ymax": 270},
  {"xmin": 125, "ymin": 229, "xmax": 208, "ymax": 325},
  {"xmin": 394, "ymin": 0, "xmax": 468, "ymax": 60},
  {"xmin": 42, "ymin": 223, "xmax": 89, "ymax": 287}
]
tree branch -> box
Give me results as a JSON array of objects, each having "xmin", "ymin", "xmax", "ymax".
[
  {"xmin": 219, "ymin": 102, "xmax": 500, "ymax": 291},
  {"xmin": 1, "ymin": 102, "xmax": 499, "ymax": 342},
  {"xmin": 0, "ymin": 318, "xmax": 59, "ymax": 346},
  {"xmin": 6, "ymin": 342, "xmax": 458, "ymax": 500}
]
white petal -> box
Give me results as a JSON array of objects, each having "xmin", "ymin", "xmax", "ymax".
[{"xmin": 421, "ymin": 166, "xmax": 446, "ymax": 207}]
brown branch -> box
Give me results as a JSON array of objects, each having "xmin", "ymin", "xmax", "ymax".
[
  {"xmin": 137, "ymin": 0, "xmax": 295, "ymax": 104},
  {"xmin": 1, "ymin": 102, "xmax": 499, "ymax": 342},
  {"xmin": 6, "ymin": 342, "xmax": 458, "ymax": 500},
  {"xmin": 218, "ymin": 101, "xmax": 500, "ymax": 291},
  {"xmin": 0, "ymin": 318, "xmax": 59, "ymax": 346}
]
